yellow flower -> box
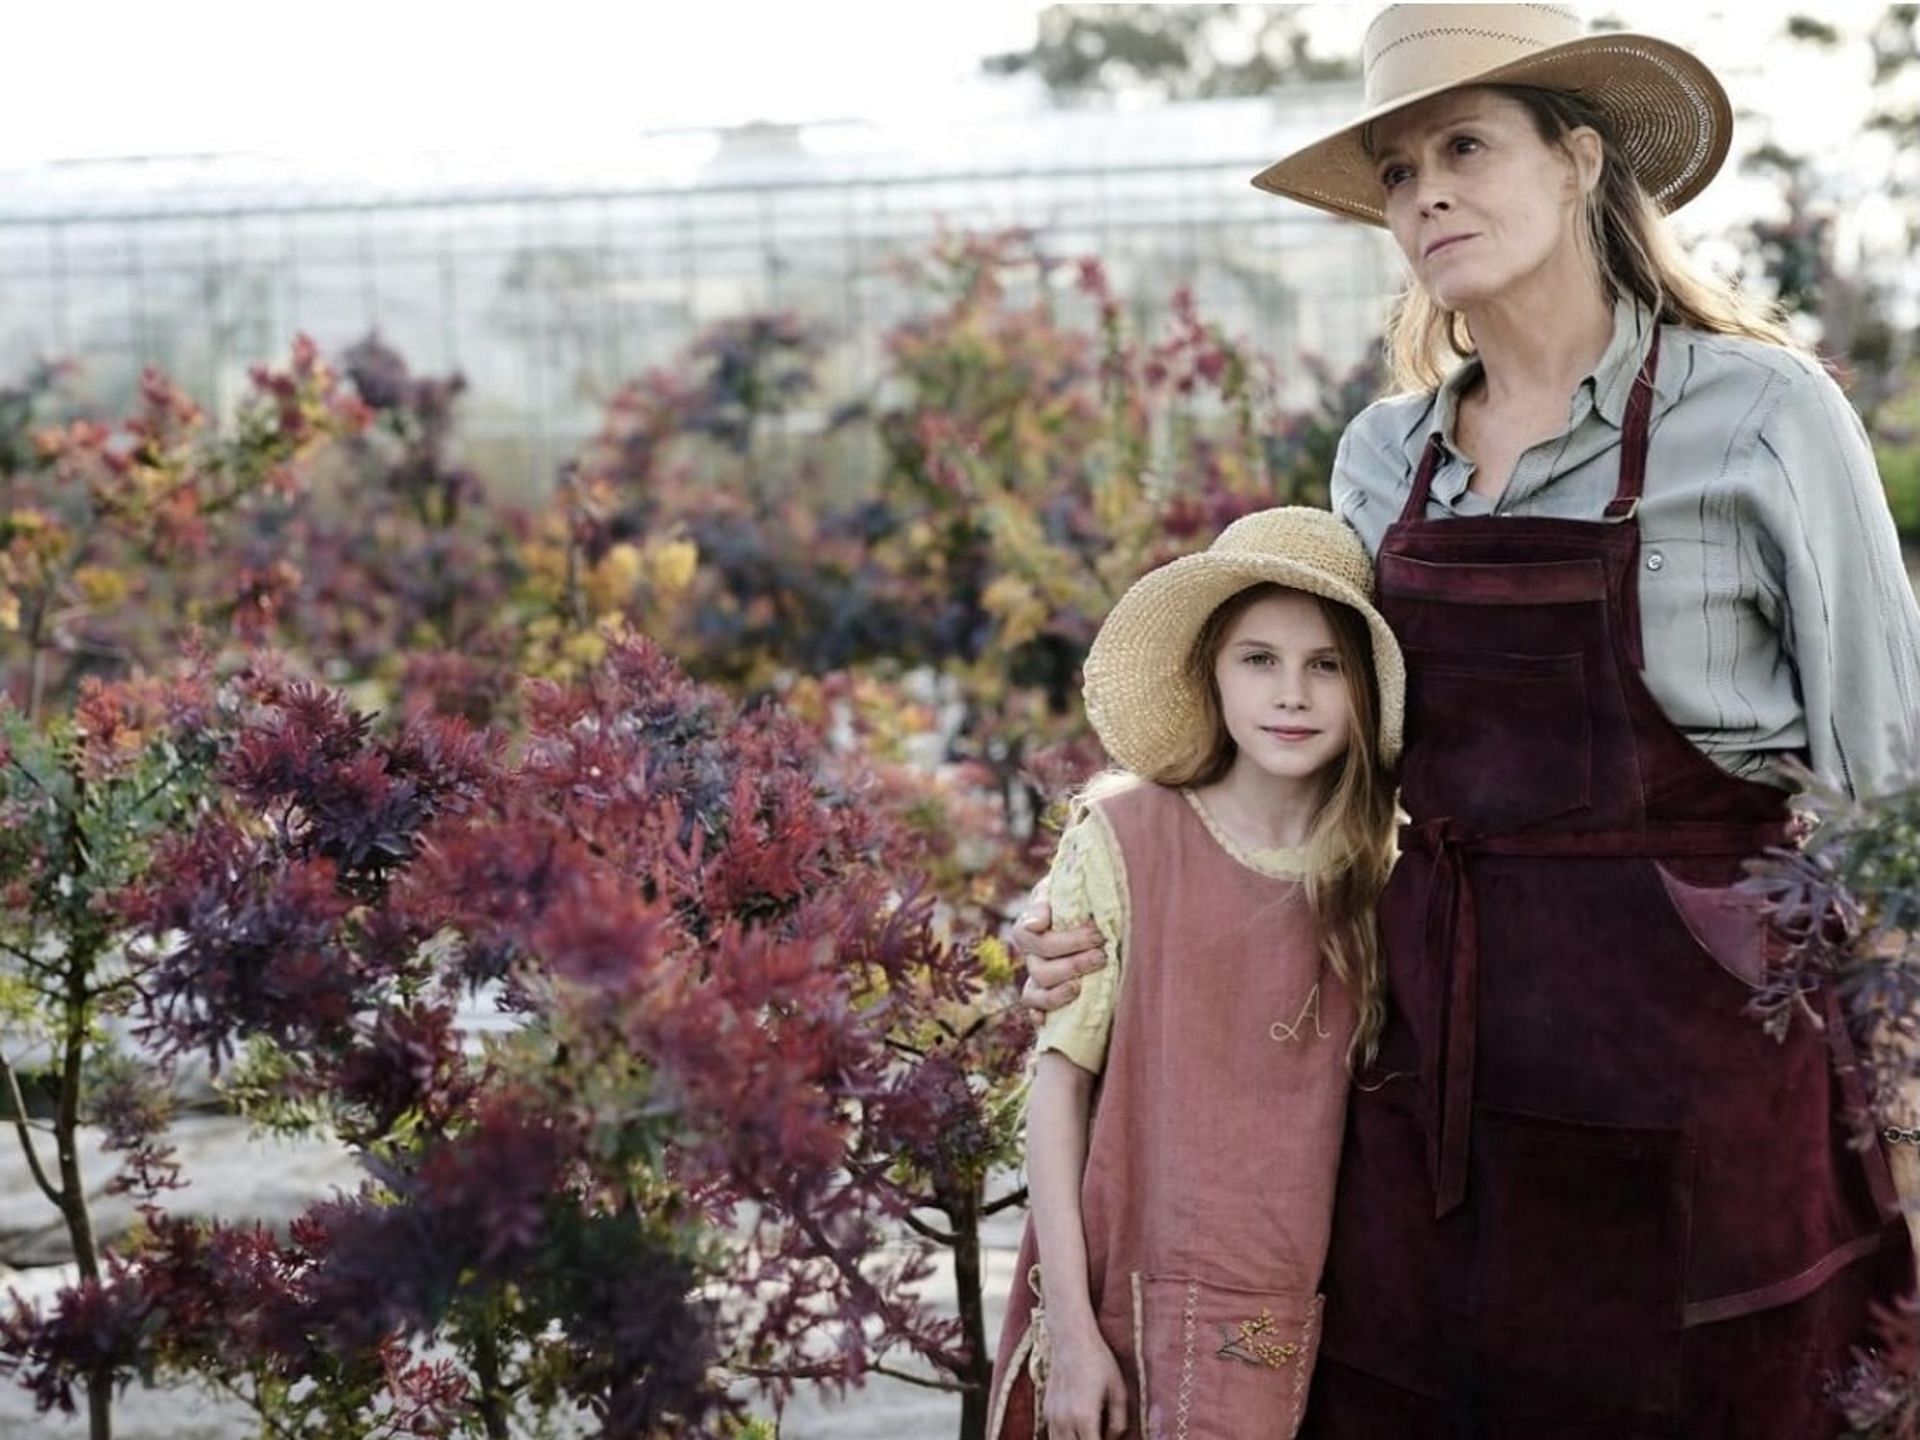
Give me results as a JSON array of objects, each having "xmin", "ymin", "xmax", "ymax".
[
  {"xmin": 974, "ymin": 935, "xmax": 1017, "ymax": 988},
  {"xmin": 643, "ymin": 537, "xmax": 699, "ymax": 595},
  {"xmin": 982, "ymin": 575, "xmax": 1047, "ymax": 650},
  {"xmin": 564, "ymin": 626, "xmax": 609, "ymax": 668},
  {"xmin": 72, "ymin": 566, "xmax": 130, "ymax": 608},
  {"xmin": 584, "ymin": 542, "xmax": 645, "ymax": 612},
  {"xmin": 0, "ymin": 588, "xmax": 18, "ymax": 632}
]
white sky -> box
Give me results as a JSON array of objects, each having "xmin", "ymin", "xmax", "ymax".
[{"xmin": 0, "ymin": 1, "xmax": 1903, "ymax": 169}]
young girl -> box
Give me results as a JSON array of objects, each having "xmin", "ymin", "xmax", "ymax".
[{"xmin": 987, "ymin": 507, "xmax": 1403, "ymax": 1440}]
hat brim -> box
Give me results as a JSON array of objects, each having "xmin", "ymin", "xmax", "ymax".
[
  {"xmin": 1250, "ymin": 32, "xmax": 1733, "ymax": 227},
  {"xmin": 1083, "ymin": 552, "xmax": 1405, "ymax": 775}
]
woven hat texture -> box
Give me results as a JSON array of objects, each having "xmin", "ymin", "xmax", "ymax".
[
  {"xmin": 1083, "ymin": 507, "xmax": 1405, "ymax": 775},
  {"xmin": 1250, "ymin": 4, "xmax": 1732, "ymax": 227}
]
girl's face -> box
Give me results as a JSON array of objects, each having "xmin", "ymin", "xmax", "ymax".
[
  {"xmin": 1211, "ymin": 590, "xmax": 1353, "ymax": 785},
  {"xmin": 1370, "ymin": 87, "xmax": 1597, "ymax": 313}
]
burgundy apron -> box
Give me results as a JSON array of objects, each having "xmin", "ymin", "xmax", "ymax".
[{"xmin": 1304, "ymin": 332, "xmax": 1912, "ymax": 1436}]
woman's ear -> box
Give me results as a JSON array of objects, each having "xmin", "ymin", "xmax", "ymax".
[{"xmin": 1565, "ymin": 125, "xmax": 1605, "ymax": 197}]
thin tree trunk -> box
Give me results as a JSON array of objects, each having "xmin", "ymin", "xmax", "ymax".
[
  {"xmin": 58, "ymin": 944, "xmax": 109, "ymax": 1440},
  {"xmin": 471, "ymin": 1326, "xmax": 510, "ymax": 1440},
  {"xmin": 947, "ymin": 1187, "xmax": 988, "ymax": 1440}
]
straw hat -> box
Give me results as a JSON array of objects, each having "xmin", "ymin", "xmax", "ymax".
[
  {"xmin": 1084, "ymin": 507, "xmax": 1404, "ymax": 774},
  {"xmin": 1251, "ymin": 4, "xmax": 1733, "ymax": 227}
]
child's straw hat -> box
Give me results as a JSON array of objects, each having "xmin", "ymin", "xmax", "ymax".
[{"xmin": 1084, "ymin": 507, "xmax": 1404, "ymax": 773}]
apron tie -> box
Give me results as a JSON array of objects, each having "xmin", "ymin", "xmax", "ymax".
[
  {"xmin": 1404, "ymin": 814, "xmax": 1797, "ymax": 1220},
  {"xmin": 1411, "ymin": 816, "xmax": 1481, "ymax": 1217}
]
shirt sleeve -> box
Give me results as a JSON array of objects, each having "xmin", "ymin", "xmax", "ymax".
[
  {"xmin": 1759, "ymin": 364, "xmax": 1920, "ymax": 799},
  {"xmin": 1033, "ymin": 805, "xmax": 1128, "ymax": 1075}
]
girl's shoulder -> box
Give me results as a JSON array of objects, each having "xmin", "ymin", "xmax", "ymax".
[{"xmin": 1075, "ymin": 774, "xmax": 1181, "ymax": 832}]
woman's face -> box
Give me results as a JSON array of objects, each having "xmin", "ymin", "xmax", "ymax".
[{"xmin": 1370, "ymin": 87, "xmax": 1598, "ymax": 312}]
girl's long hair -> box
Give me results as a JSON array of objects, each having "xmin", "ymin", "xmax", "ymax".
[
  {"xmin": 1082, "ymin": 582, "xmax": 1395, "ymax": 1067},
  {"xmin": 1378, "ymin": 84, "xmax": 1801, "ymax": 394}
]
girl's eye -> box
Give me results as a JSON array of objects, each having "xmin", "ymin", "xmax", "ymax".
[
  {"xmin": 1243, "ymin": 652, "xmax": 1276, "ymax": 667},
  {"xmin": 1310, "ymin": 657, "xmax": 1343, "ymax": 675}
]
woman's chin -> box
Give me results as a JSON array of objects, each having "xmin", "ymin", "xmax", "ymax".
[{"xmin": 1421, "ymin": 272, "xmax": 1498, "ymax": 312}]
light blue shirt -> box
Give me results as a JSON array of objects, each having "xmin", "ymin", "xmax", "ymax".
[{"xmin": 1332, "ymin": 297, "xmax": 1920, "ymax": 798}]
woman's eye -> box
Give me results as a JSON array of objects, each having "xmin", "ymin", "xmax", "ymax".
[
  {"xmin": 1244, "ymin": 652, "xmax": 1276, "ymax": 667},
  {"xmin": 1450, "ymin": 135, "xmax": 1482, "ymax": 156},
  {"xmin": 1380, "ymin": 163, "xmax": 1412, "ymax": 190}
]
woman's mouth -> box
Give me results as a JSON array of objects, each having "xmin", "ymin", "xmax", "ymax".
[{"xmin": 1423, "ymin": 233, "xmax": 1474, "ymax": 260}]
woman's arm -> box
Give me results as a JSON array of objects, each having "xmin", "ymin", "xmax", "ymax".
[
  {"xmin": 1761, "ymin": 364, "xmax": 1920, "ymax": 800},
  {"xmin": 1028, "ymin": 1052, "xmax": 1129, "ymax": 1439},
  {"xmin": 1760, "ymin": 365, "xmax": 1920, "ymax": 1266}
]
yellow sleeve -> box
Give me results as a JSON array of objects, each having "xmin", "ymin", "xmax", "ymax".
[{"xmin": 1033, "ymin": 804, "xmax": 1129, "ymax": 1075}]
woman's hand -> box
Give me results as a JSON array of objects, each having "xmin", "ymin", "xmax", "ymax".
[
  {"xmin": 1044, "ymin": 1320, "xmax": 1130, "ymax": 1439},
  {"xmin": 1012, "ymin": 881, "xmax": 1108, "ymax": 1013}
]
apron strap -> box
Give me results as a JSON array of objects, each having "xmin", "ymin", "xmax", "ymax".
[
  {"xmin": 1604, "ymin": 324, "xmax": 1661, "ymax": 521},
  {"xmin": 1606, "ymin": 325, "xmax": 1661, "ymax": 668},
  {"xmin": 1399, "ymin": 431, "xmax": 1446, "ymax": 525}
]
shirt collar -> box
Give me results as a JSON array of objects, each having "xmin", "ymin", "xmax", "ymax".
[
  {"xmin": 1402, "ymin": 293, "xmax": 1664, "ymax": 470},
  {"xmin": 1587, "ymin": 293, "xmax": 1660, "ymax": 428}
]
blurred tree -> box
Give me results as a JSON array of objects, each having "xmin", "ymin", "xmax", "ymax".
[
  {"xmin": 982, "ymin": 4, "xmax": 1354, "ymax": 104},
  {"xmin": 1753, "ymin": 7, "xmax": 1920, "ymax": 538}
]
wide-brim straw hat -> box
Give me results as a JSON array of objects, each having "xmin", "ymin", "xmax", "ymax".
[
  {"xmin": 1251, "ymin": 4, "xmax": 1733, "ymax": 227},
  {"xmin": 1084, "ymin": 507, "xmax": 1405, "ymax": 774}
]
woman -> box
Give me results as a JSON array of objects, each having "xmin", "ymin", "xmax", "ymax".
[{"xmin": 1016, "ymin": 5, "xmax": 1920, "ymax": 1436}]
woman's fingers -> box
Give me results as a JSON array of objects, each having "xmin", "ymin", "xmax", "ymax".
[
  {"xmin": 1012, "ymin": 916, "xmax": 1106, "ymax": 965},
  {"xmin": 1011, "ymin": 897, "xmax": 1054, "ymax": 951}
]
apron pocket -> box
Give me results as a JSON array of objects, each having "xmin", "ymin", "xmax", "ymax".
[
  {"xmin": 1400, "ymin": 647, "xmax": 1592, "ymax": 830},
  {"xmin": 1650, "ymin": 857, "xmax": 1782, "ymax": 989},
  {"xmin": 1137, "ymin": 1275, "xmax": 1322, "ymax": 1440},
  {"xmin": 1469, "ymin": 1108, "xmax": 1693, "ymax": 1422}
]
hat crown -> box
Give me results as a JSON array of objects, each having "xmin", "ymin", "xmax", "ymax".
[
  {"xmin": 1208, "ymin": 507, "xmax": 1374, "ymax": 597},
  {"xmin": 1362, "ymin": 4, "xmax": 1585, "ymax": 111}
]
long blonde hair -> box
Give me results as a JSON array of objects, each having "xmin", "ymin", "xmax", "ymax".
[
  {"xmin": 1081, "ymin": 582, "xmax": 1395, "ymax": 1066},
  {"xmin": 1379, "ymin": 84, "xmax": 1801, "ymax": 394}
]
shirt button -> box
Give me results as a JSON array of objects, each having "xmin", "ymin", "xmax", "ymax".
[{"xmin": 1646, "ymin": 551, "xmax": 1665, "ymax": 572}]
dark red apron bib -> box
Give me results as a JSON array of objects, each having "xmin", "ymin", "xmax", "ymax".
[{"xmin": 1305, "ymin": 333, "xmax": 1911, "ymax": 1435}]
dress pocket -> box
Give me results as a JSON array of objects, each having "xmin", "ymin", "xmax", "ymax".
[
  {"xmin": 1136, "ymin": 1275, "xmax": 1323, "ymax": 1440},
  {"xmin": 1400, "ymin": 647, "xmax": 1592, "ymax": 830},
  {"xmin": 1469, "ymin": 1108, "xmax": 1693, "ymax": 1422}
]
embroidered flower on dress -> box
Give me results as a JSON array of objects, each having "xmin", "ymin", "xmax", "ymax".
[{"xmin": 1215, "ymin": 1309, "xmax": 1300, "ymax": 1369}]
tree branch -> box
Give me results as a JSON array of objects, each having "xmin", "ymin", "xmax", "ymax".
[
  {"xmin": 0, "ymin": 1048, "xmax": 65, "ymax": 1209},
  {"xmin": 728, "ymin": 1360, "xmax": 970, "ymax": 1395},
  {"xmin": 0, "ymin": 933, "xmax": 59, "ymax": 974},
  {"xmin": 902, "ymin": 1211, "xmax": 961, "ymax": 1246},
  {"xmin": 981, "ymin": 1186, "xmax": 1028, "ymax": 1217},
  {"xmin": 873, "ymin": 1363, "xmax": 972, "ymax": 1394},
  {"xmin": 208, "ymin": 1372, "xmax": 304, "ymax": 1440}
]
